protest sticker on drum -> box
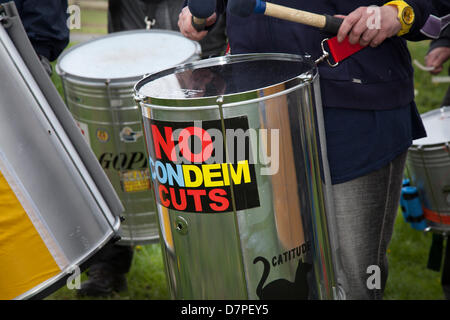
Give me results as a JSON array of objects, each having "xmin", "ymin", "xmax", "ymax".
[
  {"xmin": 119, "ymin": 169, "xmax": 151, "ymax": 193},
  {"xmin": 144, "ymin": 116, "xmax": 260, "ymax": 213}
]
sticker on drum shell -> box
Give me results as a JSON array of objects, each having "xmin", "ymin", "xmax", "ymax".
[
  {"xmin": 75, "ymin": 120, "xmax": 91, "ymax": 147},
  {"xmin": 96, "ymin": 128, "xmax": 110, "ymax": 143},
  {"xmin": 143, "ymin": 116, "xmax": 260, "ymax": 213},
  {"xmin": 119, "ymin": 168, "xmax": 152, "ymax": 193},
  {"xmin": 120, "ymin": 126, "xmax": 143, "ymax": 143},
  {"xmin": 252, "ymin": 241, "xmax": 313, "ymax": 300}
]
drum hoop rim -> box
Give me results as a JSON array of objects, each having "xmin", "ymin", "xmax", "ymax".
[
  {"xmin": 135, "ymin": 53, "xmax": 318, "ymax": 108},
  {"xmin": 139, "ymin": 72, "xmax": 319, "ymax": 113},
  {"xmin": 55, "ymin": 29, "xmax": 202, "ymax": 82},
  {"xmin": 409, "ymin": 142, "xmax": 450, "ymax": 152},
  {"xmin": 420, "ymin": 106, "xmax": 450, "ymax": 120}
]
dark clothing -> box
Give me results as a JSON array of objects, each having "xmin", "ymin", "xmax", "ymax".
[
  {"xmin": 443, "ymin": 239, "xmax": 450, "ymax": 300},
  {"xmin": 211, "ymin": 0, "xmax": 433, "ymax": 183},
  {"xmin": 432, "ymin": 0, "xmax": 450, "ymax": 15},
  {"xmin": 220, "ymin": 0, "xmax": 437, "ymax": 110},
  {"xmin": 324, "ymin": 102, "xmax": 424, "ymax": 184},
  {"xmin": 107, "ymin": 0, "xmax": 147, "ymax": 32},
  {"xmin": 108, "ymin": 0, "xmax": 227, "ymax": 58},
  {"xmin": 93, "ymin": 243, "xmax": 134, "ymax": 274},
  {"xmin": 0, "ymin": 0, "xmax": 69, "ymax": 61}
]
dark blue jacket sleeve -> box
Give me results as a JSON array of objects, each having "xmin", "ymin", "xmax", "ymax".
[
  {"xmin": 429, "ymin": 26, "xmax": 450, "ymax": 51},
  {"xmin": 404, "ymin": 0, "xmax": 449, "ymax": 41},
  {"xmin": 431, "ymin": 0, "xmax": 450, "ymax": 15},
  {"xmin": 1, "ymin": 0, "xmax": 69, "ymax": 61}
]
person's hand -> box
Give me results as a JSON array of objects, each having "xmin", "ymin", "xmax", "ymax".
[
  {"xmin": 425, "ymin": 47, "xmax": 450, "ymax": 75},
  {"xmin": 178, "ymin": 6, "xmax": 217, "ymax": 42},
  {"xmin": 336, "ymin": 6, "xmax": 402, "ymax": 47}
]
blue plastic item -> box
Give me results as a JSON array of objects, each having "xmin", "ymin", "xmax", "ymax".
[{"xmin": 400, "ymin": 186, "xmax": 428, "ymax": 231}]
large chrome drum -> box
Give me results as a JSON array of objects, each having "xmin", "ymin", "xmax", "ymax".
[
  {"xmin": 0, "ymin": 6, "xmax": 121, "ymax": 299},
  {"xmin": 56, "ymin": 30, "xmax": 201, "ymax": 245},
  {"xmin": 407, "ymin": 106, "xmax": 450, "ymax": 233},
  {"xmin": 135, "ymin": 53, "xmax": 340, "ymax": 299}
]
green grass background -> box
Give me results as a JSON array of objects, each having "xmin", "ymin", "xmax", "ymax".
[{"xmin": 47, "ymin": 6, "xmax": 450, "ymax": 300}]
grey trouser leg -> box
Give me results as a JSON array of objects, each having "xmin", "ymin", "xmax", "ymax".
[{"xmin": 332, "ymin": 151, "xmax": 408, "ymax": 300}]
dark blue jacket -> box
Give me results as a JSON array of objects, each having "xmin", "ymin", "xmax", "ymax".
[
  {"xmin": 218, "ymin": 0, "xmax": 441, "ymax": 110},
  {"xmin": 1, "ymin": 0, "xmax": 69, "ymax": 61},
  {"xmin": 431, "ymin": 0, "xmax": 450, "ymax": 15}
]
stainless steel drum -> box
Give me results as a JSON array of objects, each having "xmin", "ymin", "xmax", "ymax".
[
  {"xmin": 56, "ymin": 30, "xmax": 201, "ymax": 245},
  {"xmin": 407, "ymin": 106, "xmax": 450, "ymax": 233},
  {"xmin": 0, "ymin": 9, "xmax": 121, "ymax": 299},
  {"xmin": 134, "ymin": 53, "xmax": 340, "ymax": 299}
]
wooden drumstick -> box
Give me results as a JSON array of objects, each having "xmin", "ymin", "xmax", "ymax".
[{"xmin": 229, "ymin": 0, "xmax": 344, "ymax": 34}]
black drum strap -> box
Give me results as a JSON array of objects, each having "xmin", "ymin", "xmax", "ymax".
[
  {"xmin": 427, "ymin": 233, "xmax": 444, "ymax": 272},
  {"xmin": 441, "ymin": 238, "xmax": 450, "ymax": 299}
]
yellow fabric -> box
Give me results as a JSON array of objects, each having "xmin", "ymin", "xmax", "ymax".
[{"xmin": 0, "ymin": 171, "xmax": 60, "ymax": 300}]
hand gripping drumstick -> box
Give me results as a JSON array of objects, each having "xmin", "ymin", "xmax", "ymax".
[
  {"xmin": 188, "ymin": 0, "xmax": 217, "ymax": 32},
  {"xmin": 229, "ymin": 0, "xmax": 366, "ymax": 65},
  {"xmin": 228, "ymin": 0, "xmax": 344, "ymax": 34}
]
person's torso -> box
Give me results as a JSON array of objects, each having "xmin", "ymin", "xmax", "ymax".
[{"xmin": 226, "ymin": 0, "xmax": 415, "ymax": 110}]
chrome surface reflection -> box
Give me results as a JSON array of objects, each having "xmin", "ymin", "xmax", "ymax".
[{"xmin": 136, "ymin": 53, "xmax": 341, "ymax": 299}]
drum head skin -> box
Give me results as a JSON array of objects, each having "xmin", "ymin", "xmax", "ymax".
[
  {"xmin": 414, "ymin": 106, "xmax": 450, "ymax": 146},
  {"xmin": 57, "ymin": 30, "xmax": 200, "ymax": 80}
]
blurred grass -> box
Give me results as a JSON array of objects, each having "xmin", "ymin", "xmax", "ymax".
[
  {"xmin": 70, "ymin": 5, "xmax": 108, "ymax": 35},
  {"xmin": 47, "ymin": 10, "xmax": 450, "ymax": 300},
  {"xmin": 75, "ymin": 9, "xmax": 108, "ymax": 34},
  {"xmin": 385, "ymin": 214, "xmax": 444, "ymax": 300}
]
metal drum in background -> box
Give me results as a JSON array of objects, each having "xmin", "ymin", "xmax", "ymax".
[
  {"xmin": 56, "ymin": 30, "xmax": 201, "ymax": 245},
  {"xmin": 135, "ymin": 54, "xmax": 340, "ymax": 299},
  {"xmin": 407, "ymin": 106, "xmax": 450, "ymax": 233},
  {"xmin": 0, "ymin": 17, "xmax": 121, "ymax": 299}
]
